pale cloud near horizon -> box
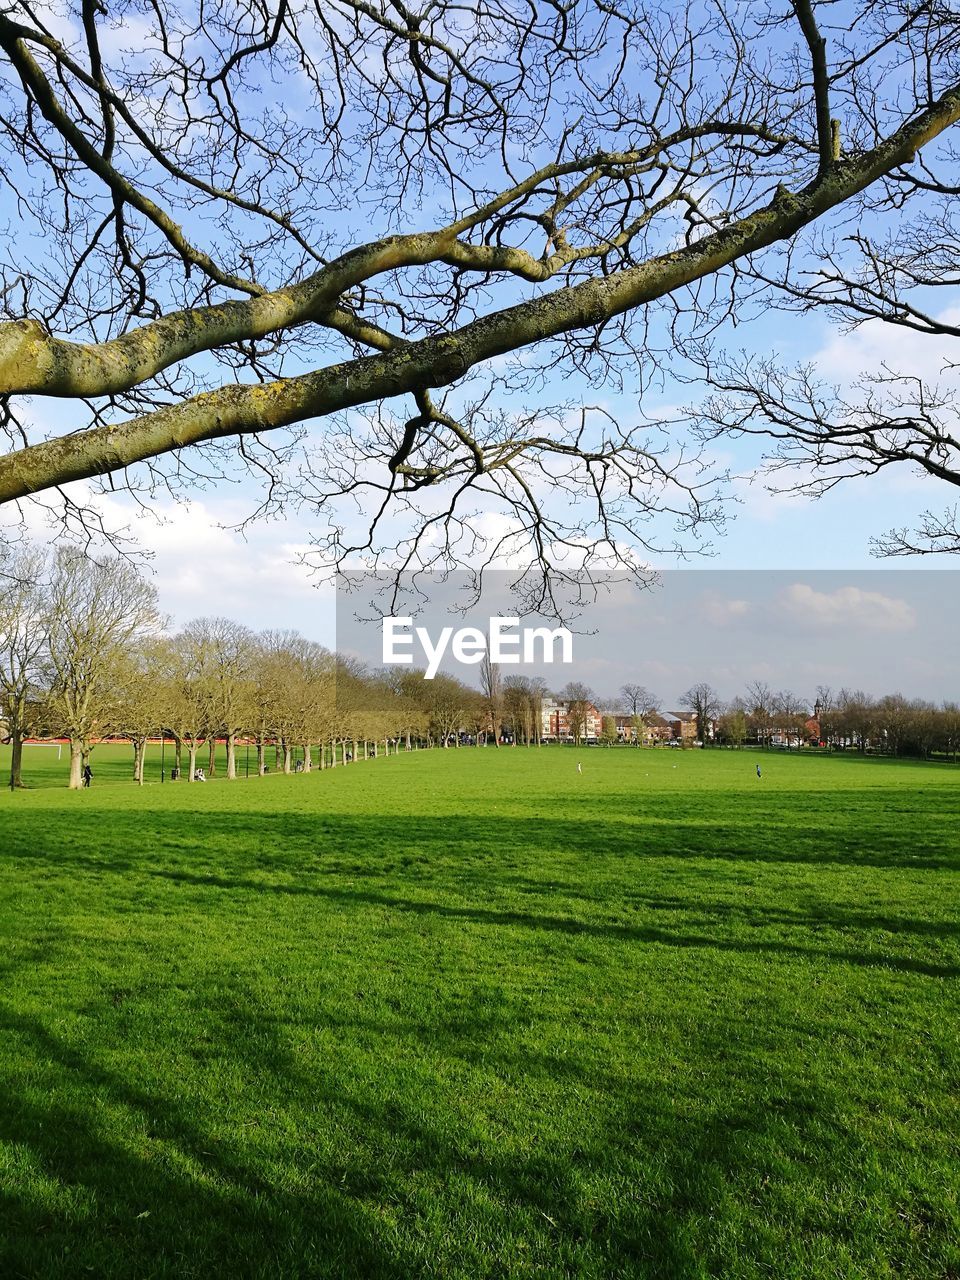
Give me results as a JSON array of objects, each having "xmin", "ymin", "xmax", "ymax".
[
  {"xmin": 813, "ymin": 308, "xmax": 960, "ymax": 387},
  {"xmin": 701, "ymin": 594, "xmax": 752, "ymax": 626},
  {"xmin": 779, "ymin": 583, "xmax": 916, "ymax": 633},
  {"xmin": 4, "ymin": 485, "xmax": 336, "ymax": 641},
  {"xmin": 134, "ymin": 506, "xmax": 336, "ymax": 639}
]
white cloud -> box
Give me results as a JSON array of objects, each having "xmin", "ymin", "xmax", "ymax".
[
  {"xmin": 701, "ymin": 593, "xmax": 752, "ymax": 626},
  {"xmin": 4, "ymin": 485, "xmax": 336, "ymax": 643},
  {"xmin": 137, "ymin": 509, "xmax": 335, "ymax": 640},
  {"xmin": 779, "ymin": 583, "xmax": 916, "ymax": 633},
  {"xmin": 814, "ymin": 309, "xmax": 960, "ymax": 388}
]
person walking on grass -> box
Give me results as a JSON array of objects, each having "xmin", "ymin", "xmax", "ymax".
[
  {"xmin": 82, "ymin": 763, "xmax": 92, "ymax": 788},
  {"xmin": 756, "ymin": 764, "xmax": 762, "ymax": 779},
  {"xmin": 577, "ymin": 761, "xmax": 582, "ymax": 775}
]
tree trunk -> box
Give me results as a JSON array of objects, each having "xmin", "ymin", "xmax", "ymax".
[
  {"xmin": 188, "ymin": 744, "xmax": 198, "ymax": 781},
  {"xmin": 302, "ymin": 742, "xmax": 312, "ymax": 771},
  {"xmin": 8, "ymin": 706, "xmax": 25, "ymax": 790},
  {"xmin": 283, "ymin": 742, "xmax": 292, "ymax": 774},
  {"xmin": 207, "ymin": 736, "xmax": 217, "ymax": 776},
  {"xmin": 133, "ymin": 737, "xmax": 147, "ymax": 785},
  {"xmin": 173, "ymin": 734, "xmax": 183, "ymax": 773},
  {"xmin": 226, "ymin": 730, "xmax": 237, "ymax": 779},
  {"xmin": 68, "ymin": 738, "xmax": 84, "ymax": 789},
  {"xmin": 257, "ymin": 737, "xmax": 266, "ymax": 775}
]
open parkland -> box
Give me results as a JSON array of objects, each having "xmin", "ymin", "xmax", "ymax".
[{"xmin": 0, "ymin": 743, "xmax": 958, "ymax": 1277}]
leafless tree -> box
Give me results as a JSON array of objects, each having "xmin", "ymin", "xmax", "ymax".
[
  {"xmin": 773, "ymin": 688, "xmax": 811, "ymax": 745},
  {"xmin": 113, "ymin": 636, "xmax": 168, "ymax": 784},
  {"xmin": 159, "ymin": 634, "xmax": 213, "ymax": 782},
  {"xmin": 620, "ymin": 683, "xmax": 660, "ymax": 718},
  {"xmin": 0, "ymin": 543, "xmax": 50, "ymax": 787},
  {"xmin": 679, "ymin": 680, "xmax": 720, "ymax": 746},
  {"xmin": 425, "ymin": 673, "xmax": 470, "ymax": 746},
  {"xmin": 255, "ymin": 629, "xmax": 324, "ymax": 772},
  {"xmin": 744, "ymin": 679, "xmax": 775, "ymax": 748},
  {"xmin": 694, "ymin": 357, "xmax": 960, "ymax": 553},
  {"xmin": 562, "ymin": 679, "xmax": 594, "ymax": 744},
  {"xmin": 480, "ymin": 650, "xmax": 503, "ymax": 746},
  {"xmin": 0, "ymin": 2, "xmax": 958, "ymax": 577},
  {"xmin": 686, "ymin": 4, "xmax": 960, "ymax": 555},
  {"xmin": 45, "ymin": 547, "xmax": 161, "ymax": 787},
  {"xmin": 618, "ymin": 682, "xmax": 660, "ymax": 744},
  {"xmin": 181, "ymin": 617, "xmax": 256, "ymax": 779}
]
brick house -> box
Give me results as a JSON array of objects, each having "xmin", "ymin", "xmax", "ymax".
[
  {"xmin": 612, "ymin": 713, "xmax": 673, "ymax": 744},
  {"xmin": 541, "ymin": 698, "xmax": 603, "ymax": 742},
  {"xmin": 664, "ymin": 711, "xmax": 716, "ymax": 742}
]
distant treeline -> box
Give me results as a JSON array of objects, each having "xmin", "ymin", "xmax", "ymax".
[
  {"xmin": 3, "ymin": 546, "xmax": 957, "ymax": 789},
  {"xmin": 593, "ymin": 682, "xmax": 960, "ymax": 760}
]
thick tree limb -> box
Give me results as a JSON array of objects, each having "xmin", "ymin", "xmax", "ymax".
[
  {"xmin": 0, "ymin": 128, "xmax": 793, "ymax": 398},
  {"xmin": 2, "ymin": 78, "xmax": 959, "ymax": 505}
]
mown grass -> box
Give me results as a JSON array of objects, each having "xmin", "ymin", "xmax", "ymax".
[{"xmin": 0, "ymin": 745, "xmax": 958, "ymax": 1278}]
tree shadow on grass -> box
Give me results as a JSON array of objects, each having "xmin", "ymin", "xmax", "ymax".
[
  {"xmin": 3, "ymin": 807, "xmax": 958, "ymax": 982},
  {"xmin": 0, "ymin": 1000, "xmax": 685, "ymax": 1278},
  {"xmin": 2, "ymin": 992, "xmax": 933, "ymax": 1280},
  {"xmin": 482, "ymin": 877, "xmax": 960, "ymax": 939},
  {"xmin": 134, "ymin": 867, "xmax": 959, "ymax": 980},
  {"xmin": 0, "ymin": 1009, "xmax": 408, "ymax": 1279},
  {"xmin": 3, "ymin": 802, "xmax": 959, "ymax": 872},
  {"xmin": 6, "ymin": 960, "xmax": 956, "ymax": 1280},
  {"xmin": 2, "ymin": 792, "xmax": 958, "ymax": 1275}
]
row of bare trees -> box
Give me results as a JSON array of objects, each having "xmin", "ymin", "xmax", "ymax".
[
  {"xmin": 811, "ymin": 689, "xmax": 960, "ymax": 760},
  {"xmin": 0, "ymin": 544, "xmax": 506, "ymax": 789}
]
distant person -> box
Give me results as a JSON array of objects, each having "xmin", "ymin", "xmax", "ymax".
[
  {"xmin": 756, "ymin": 764, "xmax": 762, "ymax": 779},
  {"xmin": 82, "ymin": 763, "xmax": 92, "ymax": 788},
  {"xmin": 195, "ymin": 767, "xmax": 206, "ymax": 782},
  {"xmin": 577, "ymin": 761, "xmax": 582, "ymax": 774}
]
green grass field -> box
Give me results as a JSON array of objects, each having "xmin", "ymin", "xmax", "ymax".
[{"xmin": 1, "ymin": 745, "xmax": 958, "ymax": 1279}]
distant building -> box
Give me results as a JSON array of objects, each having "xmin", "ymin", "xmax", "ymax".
[
  {"xmin": 611, "ymin": 713, "xmax": 672, "ymax": 744},
  {"xmin": 664, "ymin": 710, "xmax": 715, "ymax": 742},
  {"xmin": 612, "ymin": 714, "xmax": 638, "ymax": 742},
  {"xmin": 541, "ymin": 698, "xmax": 603, "ymax": 742}
]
